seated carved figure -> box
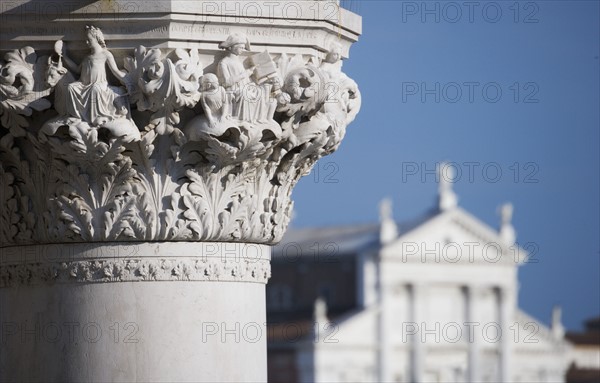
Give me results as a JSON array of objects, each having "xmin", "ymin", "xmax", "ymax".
[
  {"xmin": 200, "ymin": 74, "xmax": 229, "ymax": 128},
  {"xmin": 185, "ymin": 74, "xmax": 230, "ymax": 140},
  {"xmin": 41, "ymin": 26, "xmax": 140, "ymax": 143},
  {"xmin": 185, "ymin": 34, "xmax": 283, "ymax": 156},
  {"xmin": 216, "ymin": 34, "xmax": 283, "ymax": 125}
]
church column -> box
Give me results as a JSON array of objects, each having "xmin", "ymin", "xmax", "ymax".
[
  {"xmin": 498, "ymin": 287, "xmax": 514, "ymax": 383},
  {"xmin": 377, "ymin": 199, "xmax": 399, "ymax": 382},
  {"xmin": 410, "ymin": 283, "xmax": 425, "ymax": 383},
  {"xmin": 465, "ymin": 285, "xmax": 480, "ymax": 383},
  {"xmin": 377, "ymin": 268, "xmax": 392, "ymax": 382},
  {"xmin": 0, "ymin": 2, "xmax": 362, "ymax": 381}
]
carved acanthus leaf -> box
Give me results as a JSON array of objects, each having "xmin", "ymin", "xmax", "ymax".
[
  {"xmin": 181, "ymin": 168, "xmax": 248, "ymax": 240},
  {"xmin": 48, "ymin": 130, "xmax": 139, "ymax": 241},
  {"xmin": 0, "ymin": 168, "xmax": 19, "ymax": 244}
]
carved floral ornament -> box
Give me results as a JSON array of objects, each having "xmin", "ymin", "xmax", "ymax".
[
  {"xmin": 0, "ymin": 27, "xmax": 361, "ymax": 247},
  {"xmin": 0, "ymin": 256, "xmax": 271, "ymax": 287}
]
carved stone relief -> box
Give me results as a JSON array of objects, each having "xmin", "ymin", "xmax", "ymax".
[
  {"xmin": 0, "ymin": 27, "xmax": 361, "ymax": 246},
  {"xmin": 0, "ymin": 256, "xmax": 271, "ymax": 287}
]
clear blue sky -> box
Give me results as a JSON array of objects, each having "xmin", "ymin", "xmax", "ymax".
[{"xmin": 291, "ymin": 1, "xmax": 599, "ymax": 331}]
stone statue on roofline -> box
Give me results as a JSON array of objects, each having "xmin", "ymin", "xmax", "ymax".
[{"xmin": 499, "ymin": 202, "xmax": 516, "ymax": 244}]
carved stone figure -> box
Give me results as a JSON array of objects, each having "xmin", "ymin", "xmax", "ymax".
[
  {"xmin": 271, "ymin": 43, "xmax": 361, "ymax": 160},
  {"xmin": 499, "ymin": 202, "xmax": 516, "ymax": 244},
  {"xmin": 215, "ymin": 35, "xmax": 283, "ymax": 126},
  {"xmin": 123, "ymin": 46, "xmax": 201, "ymax": 133},
  {"xmin": 320, "ymin": 42, "xmax": 344, "ymax": 79},
  {"xmin": 45, "ymin": 55, "xmax": 76, "ymax": 116},
  {"xmin": 200, "ymin": 73, "xmax": 229, "ymax": 127},
  {"xmin": 185, "ymin": 73, "xmax": 229, "ymax": 140},
  {"xmin": 247, "ymin": 50, "xmax": 286, "ymax": 124},
  {"xmin": 185, "ymin": 36, "xmax": 288, "ymax": 167},
  {"xmin": 41, "ymin": 26, "xmax": 140, "ymax": 143},
  {"xmin": 438, "ymin": 162, "xmax": 458, "ymax": 211},
  {"xmin": 320, "ymin": 42, "xmax": 361, "ymax": 127},
  {"xmin": 217, "ymin": 33, "xmax": 256, "ymax": 122}
]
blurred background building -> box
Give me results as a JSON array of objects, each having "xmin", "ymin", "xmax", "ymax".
[
  {"xmin": 566, "ymin": 317, "xmax": 600, "ymax": 383},
  {"xmin": 266, "ymin": 164, "xmax": 579, "ymax": 383}
]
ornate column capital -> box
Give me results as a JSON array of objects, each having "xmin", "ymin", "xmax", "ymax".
[{"xmin": 0, "ymin": 4, "xmax": 361, "ymax": 247}]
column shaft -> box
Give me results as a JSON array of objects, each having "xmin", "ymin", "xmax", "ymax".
[
  {"xmin": 499, "ymin": 287, "xmax": 513, "ymax": 383},
  {"xmin": 466, "ymin": 285, "xmax": 480, "ymax": 383},
  {"xmin": 410, "ymin": 283, "xmax": 424, "ymax": 383},
  {"xmin": 1, "ymin": 243, "xmax": 270, "ymax": 382}
]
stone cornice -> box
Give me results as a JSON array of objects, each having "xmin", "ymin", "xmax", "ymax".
[
  {"xmin": 0, "ymin": 1, "xmax": 361, "ymax": 55},
  {"xmin": 0, "ymin": 24, "xmax": 361, "ymax": 246}
]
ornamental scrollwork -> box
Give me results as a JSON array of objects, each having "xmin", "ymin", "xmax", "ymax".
[{"xmin": 0, "ymin": 26, "xmax": 361, "ymax": 247}]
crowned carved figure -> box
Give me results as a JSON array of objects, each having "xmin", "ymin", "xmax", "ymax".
[{"xmin": 41, "ymin": 26, "xmax": 140, "ymax": 143}]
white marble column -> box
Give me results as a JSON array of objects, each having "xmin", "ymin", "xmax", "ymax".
[
  {"xmin": 1, "ymin": 243, "xmax": 270, "ymax": 382},
  {"xmin": 465, "ymin": 285, "xmax": 480, "ymax": 383},
  {"xmin": 0, "ymin": 1, "xmax": 361, "ymax": 381},
  {"xmin": 376, "ymin": 264, "xmax": 392, "ymax": 382},
  {"xmin": 498, "ymin": 287, "xmax": 513, "ymax": 383},
  {"xmin": 410, "ymin": 283, "xmax": 425, "ymax": 383}
]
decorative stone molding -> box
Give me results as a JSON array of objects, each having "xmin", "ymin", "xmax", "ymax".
[
  {"xmin": 0, "ymin": 242, "xmax": 272, "ymax": 287},
  {"xmin": 0, "ymin": 257, "xmax": 271, "ymax": 287},
  {"xmin": 0, "ymin": 26, "xmax": 361, "ymax": 247}
]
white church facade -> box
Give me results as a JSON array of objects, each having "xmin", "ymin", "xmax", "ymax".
[{"xmin": 267, "ymin": 164, "xmax": 572, "ymax": 382}]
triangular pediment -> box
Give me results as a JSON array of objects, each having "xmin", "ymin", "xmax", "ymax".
[{"xmin": 383, "ymin": 207, "xmax": 528, "ymax": 266}]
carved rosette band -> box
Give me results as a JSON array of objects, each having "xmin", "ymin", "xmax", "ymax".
[
  {"xmin": 0, "ymin": 29, "xmax": 361, "ymax": 247},
  {"xmin": 0, "ymin": 243, "xmax": 272, "ymax": 287},
  {"xmin": 0, "ymin": 257, "xmax": 271, "ymax": 287}
]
